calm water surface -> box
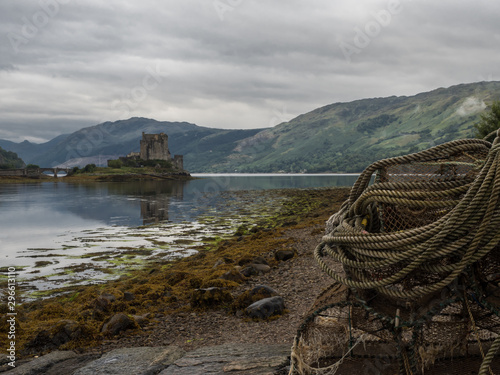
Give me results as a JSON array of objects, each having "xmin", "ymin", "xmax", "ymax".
[{"xmin": 0, "ymin": 174, "xmax": 358, "ymax": 295}]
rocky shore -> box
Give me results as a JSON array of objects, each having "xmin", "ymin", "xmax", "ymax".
[{"xmin": 0, "ymin": 188, "xmax": 350, "ymax": 374}]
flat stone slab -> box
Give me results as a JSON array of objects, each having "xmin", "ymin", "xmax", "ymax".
[
  {"xmin": 159, "ymin": 343, "xmax": 290, "ymax": 375},
  {"xmin": 72, "ymin": 346, "xmax": 185, "ymax": 375},
  {"xmin": 5, "ymin": 350, "xmax": 79, "ymax": 375}
]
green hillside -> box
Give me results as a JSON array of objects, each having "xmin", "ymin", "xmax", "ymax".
[
  {"xmin": 215, "ymin": 81, "xmax": 500, "ymax": 172},
  {"xmin": 0, "ymin": 146, "xmax": 25, "ymax": 169}
]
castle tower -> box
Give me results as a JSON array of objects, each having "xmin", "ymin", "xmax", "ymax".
[{"xmin": 140, "ymin": 132, "xmax": 171, "ymax": 161}]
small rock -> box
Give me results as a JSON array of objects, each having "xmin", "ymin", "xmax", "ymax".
[
  {"xmin": 252, "ymin": 256, "xmax": 269, "ymax": 265},
  {"xmin": 93, "ymin": 296, "xmax": 112, "ymax": 313},
  {"xmin": 123, "ymin": 292, "xmax": 135, "ymax": 301},
  {"xmin": 246, "ymin": 296, "xmax": 285, "ymax": 320},
  {"xmin": 234, "ymin": 225, "xmax": 248, "ymax": 236},
  {"xmin": 50, "ymin": 320, "xmax": 87, "ymax": 346},
  {"xmin": 0, "ymin": 354, "xmax": 8, "ymax": 366},
  {"xmin": 249, "ymin": 225, "xmax": 261, "ymax": 233},
  {"xmin": 220, "ymin": 269, "xmax": 246, "ymax": 283},
  {"xmin": 190, "ymin": 287, "xmax": 233, "ymax": 308},
  {"xmin": 275, "ymin": 249, "xmax": 295, "ymax": 261},
  {"xmin": 241, "ymin": 263, "xmax": 271, "ymax": 277},
  {"xmin": 26, "ymin": 320, "xmax": 90, "ymax": 351},
  {"xmin": 249, "ymin": 285, "xmax": 278, "ymax": 298},
  {"xmin": 101, "ymin": 313, "xmax": 138, "ymax": 336},
  {"xmin": 212, "ymin": 256, "xmax": 234, "ymax": 268},
  {"xmin": 101, "ymin": 292, "xmax": 117, "ymax": 303},
  {"xmin": 232, "ymin": 285, "xmax": 279, "ymax": 312},
  {"xmin": 212, "ymin": 258, "xmax": 226, "ymax": 268},
  {"xmin": 133, "ymin": 314, "xmax": 150, "ymax": 328},
  {"xmin": 26, "ymin": 330, "xmax": 51, "ymax": 350}
]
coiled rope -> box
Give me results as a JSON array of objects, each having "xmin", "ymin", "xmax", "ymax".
[
  {"xmin": 315, "ymin": 133, "xmax": 500, "ymax": 300},
  {"xmin": 311, "ymin": 130, "xmax": 500, "ymax": 373}
]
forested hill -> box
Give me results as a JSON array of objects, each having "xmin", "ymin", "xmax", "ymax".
[
  {"xmin": 217, "ymin": 81, "xmax": 500, "ymax": 173},
  {"xmin": 0, "ymin": 146, "xmax": 25, "ymax": 169}
]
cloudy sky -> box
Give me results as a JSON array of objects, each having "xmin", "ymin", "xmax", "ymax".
[{"xmin": 1, "ymin": 0, "xmax": 499, "ymax": 143}]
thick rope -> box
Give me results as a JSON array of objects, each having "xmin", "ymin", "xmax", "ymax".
[
  {"xmin": 316, "ymin": 132, "xmax": 500, "ymax": 300},
  {"xmin": 478, "ymin": 336, "xmax": 500, "ymax": 375},
  {"xmin": 290, "ymin": 132, "xmax": 500, "ymax": 375}
]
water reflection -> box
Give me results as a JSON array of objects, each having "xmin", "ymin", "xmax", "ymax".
[
  {"xmin": 0, "ymin": 175, "xmax": 360, "ymax": 258},
  {"xmin": 0, "ymin": 174, "xmax": 361, "ymax": 290},
  {"xmin": 0, "ymin": 174, "xmax": 360, "ymax": 228}
]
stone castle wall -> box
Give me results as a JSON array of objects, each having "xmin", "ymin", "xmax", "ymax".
[
  {"xmin": 140, "ymin": 133, "xmax": 172, "ymax": 162},
  {"xmin": 173, "ymin": 155, "xmax": 183, "ymax": 170}
]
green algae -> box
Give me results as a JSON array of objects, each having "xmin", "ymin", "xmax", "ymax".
[{"xmin": 15, "ymin": 187, "xmax": 349, "ymax": 303}]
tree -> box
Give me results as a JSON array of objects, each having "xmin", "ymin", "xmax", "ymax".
[
  {"xmin": 474, "ymin": 101, "xmax": 500, "ymax": 139},
  {"xmin": 82, "ymin": 164, "xmax": 97, "ymax": 173}
]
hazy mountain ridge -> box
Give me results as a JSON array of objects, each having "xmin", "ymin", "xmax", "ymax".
[
  {"xmin": 3, "ymin": 117, "xmax": 265, "ymax": 170},
  {"xmin": 2, "ymin": 81, "xmax": 500, "ymax": 172}
]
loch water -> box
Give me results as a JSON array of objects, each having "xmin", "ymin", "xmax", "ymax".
[{"xmin": 0, "ymin": 174, "xmax": 359, "ymax": 296}]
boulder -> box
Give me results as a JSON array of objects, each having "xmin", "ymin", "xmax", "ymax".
[
  {"xmin": 246, "ymin": 296, "xmax": 285, "ymax": 320},
  {"xmin": 101, "ymin": 313, "xmax": 138, "ymax": 336}
]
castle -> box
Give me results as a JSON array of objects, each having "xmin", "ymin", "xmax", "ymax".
[{"xmin": 114, "ymin": 132, "xmax": 183, "ymax": 170}]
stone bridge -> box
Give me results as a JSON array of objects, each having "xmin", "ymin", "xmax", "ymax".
[
  {"xmin": 0, "ymin": 167, "xmax": 71, "ymax": 177},
  {"xmin": 39, "ymin": 168, "xmax": 71, "ymax": 177}
]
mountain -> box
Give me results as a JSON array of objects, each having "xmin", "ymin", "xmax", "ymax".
[
  {"xmin": 0, "ymin": 146, "xmax": 25, "ymax": 169},
  {"xmin": 3, "ymin": 117, "xmax": 265, "ymax": 170},
  {"xmin": 219, "ymin": 81, "xmax": 500, "ymax": 172},
  {"xmin": 2, "ymin": 81, "xmax": 500, "ymax": 173},
  {"xmin": 0, "ymin": 134, "xmax": 71, "ymax": 164}
]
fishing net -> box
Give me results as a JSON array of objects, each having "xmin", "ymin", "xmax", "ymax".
[{"xmin": 290, "ymin": 131, "xmax": 500, "ymax": 375}]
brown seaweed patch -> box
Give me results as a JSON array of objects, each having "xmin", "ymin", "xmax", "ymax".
[
  {"xmin": 34, "ymin": 261, "xmax": 55, "ymax": 268},
  {"xmin": 6, "ymin": 187, "xmax": 350, "ymax": 359},
  {"xmin": 25, "ymin": 254, "xmax": 65, "ymax": 258}
]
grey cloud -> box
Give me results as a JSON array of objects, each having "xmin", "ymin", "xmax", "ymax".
[{"xmin": 1, "ymin": 0, "xmax": 500, "ymax": 141}]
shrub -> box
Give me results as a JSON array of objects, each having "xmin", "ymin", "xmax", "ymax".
[
  {"xmin": 474, "ymin": 100, "xmax": 500, "ymax": 139},
  {"xmin": 107, "ymin": 159, "xmax": 123, "ymax": 169},
  {"xmin": 82, "ymin": 164, "xmax": 97, "ymax": 173}
]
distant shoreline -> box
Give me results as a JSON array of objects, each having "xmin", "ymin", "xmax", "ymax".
[
  {"xmin": 0, "ymin": 169, "xmax": 193, "ymax": 183},
  {"xmin": 191, "ymin": 172, "xmax": 361, "ymax": 177}
]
